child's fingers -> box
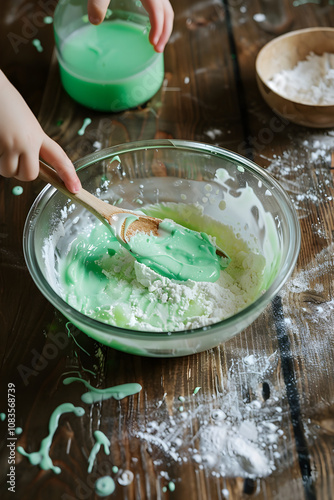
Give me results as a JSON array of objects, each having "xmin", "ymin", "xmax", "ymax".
[
  {"xmin": 87, "ymin": 0, "xmax": 110, "ymax": 24},
  {"xmin": 15, "ymin": 152, "xmax": 40, "ymax": 181},
  {"xmin": 145, "ymin": 2, "xmax": 165, "ymax": 48},
  {"xmin": 40, "ymin": 137, "xmax": 81, "ymax": 194},
  {"xmin": 0, "ymin": 152, "xmax": 20, "ymax": 178},
  {"xmin": 153, "ymin": 3, "xmax": 174, "ymax": 53},
  {"xmin": 87, "ymin": 0, "xmax": 173, "ymax": 51},
  {"xmin": 143, "ymin": 0, "xmax": 174, "ymax": 52}
]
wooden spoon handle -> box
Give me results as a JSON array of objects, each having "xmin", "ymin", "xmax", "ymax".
[
  {"xmin": 39, "ymin": 160, "xmax": 161, "ymax": 238},
  {"xmin": 38, "ymin": 160, "xmax": 128, "ymax": 223}
]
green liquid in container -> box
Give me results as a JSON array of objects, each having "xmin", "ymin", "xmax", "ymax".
[{"xmin": 57, "ymin": 21, "xmax": 164, "ymax": 111}]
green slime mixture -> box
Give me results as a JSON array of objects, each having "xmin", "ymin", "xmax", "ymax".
[
  {"xmin": 115, "ymin": 217, "xmax": 229, "ymax": 282},
  {"xmin": 56, "ymin": 203, "xmax": 266, "ymax": 332}
]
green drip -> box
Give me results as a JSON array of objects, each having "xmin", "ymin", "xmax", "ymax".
[
  {"xmin": 78, "ymin": 117, "xmax": 92, "ymax": 136},
  {"xmin": 17, "ymin": 403, "xmax": 84, "ymax": 474},
  {"xmin": 12, "ymin": 186, "xmax": 23, "ymax": 195},
  {"xmin": 63, "ymin": 377, "xmax": 142, "ymax": 404},
  {"xmin": 110, "ymin": 155, "xmax": 121, "ymax": 164},
  {"xmin": 88, "ymin": 430, "xmax": 110, "ymax": 473},
  {"xmin": 193, "ymin": 386, "xmax": 201, "ymax": 395},
  {"xmin": 95, "ymin": 476, "xmax": 115, "ymax": 497},
  {"xmin": 82, "ymin": 367, "xmax": 96, "ymax": 376},
  {"xmin": 293, "ymin": 0, "xmax": 320, "ymax": 5},
  {"xmin": 113, "ymin": 197, "xmax": 124, "ymax": 206},
  {"xmin": 65, "ymin": 322, "xmax": 90, "ymax": 356},
  {"xmin": 133, "ymin": 197, "xmax": 143, "ymax": 204},
  {"xmin": 0, "ymin": 413, "xmax": 5, "ymax": 421},
  {"xmin": 15, "ymin": 427, "xmax": 23, "ymax": 435},
  {"xmin": 112, "ymin": 465, "xmax": 119, "ymax": 473},
  {"xmin": 168, "ymin": 481, "xmax": 175, "ymax": 492},
  {"xmin": 32, "ymin": 39, "xmax": 43, "ymax": 52}
]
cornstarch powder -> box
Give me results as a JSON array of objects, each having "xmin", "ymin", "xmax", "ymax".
[{"xmin": 268, "ymin": 52, "xmax": 334, "ymax": 105}]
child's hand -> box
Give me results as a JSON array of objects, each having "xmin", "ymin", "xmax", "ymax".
[
  {"xmin": 0, "ymin": 71, "xmax": 81, "ymax": 193},
  {"xmin": 87, "ymin": 0, "xmax": 174, "ymax": 53}
]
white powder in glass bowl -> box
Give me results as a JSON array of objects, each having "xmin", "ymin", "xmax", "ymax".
[{"xmin": 267, "ymin": 52, "xmax": 334, "ymax": 105}]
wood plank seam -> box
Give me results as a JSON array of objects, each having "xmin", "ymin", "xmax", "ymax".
[{"xmin": 272, "ymin": 295, "xmax": 316, "ymax": 500}]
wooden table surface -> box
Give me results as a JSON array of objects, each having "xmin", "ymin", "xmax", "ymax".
[{"xmin": 1, "ymin": 1, "xmax": 334, "ymax": 499}]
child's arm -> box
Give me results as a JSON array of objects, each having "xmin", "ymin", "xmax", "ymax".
[
  {"xmin": 87, "ymin": 0, "xmax": 174, "ymax": 53},
  {"xmin": 0, "ymin": 71, "xmax": 81, "ymax": 193}
]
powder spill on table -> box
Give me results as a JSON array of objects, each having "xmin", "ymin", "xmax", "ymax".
[
  {"xmin": 135, "ymin": 351, "xmax": 286, "ymax": 479},
  {"xmin": 259, "ymin": 131, "xmax": 334, "ymax": 218}
]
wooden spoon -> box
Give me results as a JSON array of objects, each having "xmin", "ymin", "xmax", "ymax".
[
  {"xmin": 39, "ymin": 160, "xmax": 161, "ymax": 242},
  {"xmin": 39, "ymin": 160, "xmax": 228, "ymax": 260}
]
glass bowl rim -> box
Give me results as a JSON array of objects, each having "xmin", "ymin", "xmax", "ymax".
[{"xmin": 23, "ymin": 139, "xmax": 301, "ymax": 340}]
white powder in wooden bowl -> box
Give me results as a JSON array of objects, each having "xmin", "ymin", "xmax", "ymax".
[{"xmin": 268, "ymin": 52, "xmax": 334, "ymax": 105}]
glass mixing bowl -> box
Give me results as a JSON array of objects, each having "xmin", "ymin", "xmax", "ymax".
[{"xmin": 24, "ymin": 140, "xmax": 300, "ymax": 357}]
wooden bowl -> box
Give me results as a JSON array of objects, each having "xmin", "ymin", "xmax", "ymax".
[{"xmin": 256, "ymin": 27, "xmax": 334, "ymax": 128}]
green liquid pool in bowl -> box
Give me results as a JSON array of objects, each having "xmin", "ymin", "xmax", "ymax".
[{"xmin": 54, "ymin": 0, "xmax": 164, "ymax": 111}]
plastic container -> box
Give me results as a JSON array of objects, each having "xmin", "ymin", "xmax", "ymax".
[{"xmin": 53, "ymin": 0, "xmax": 164, "ymax": 111}]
